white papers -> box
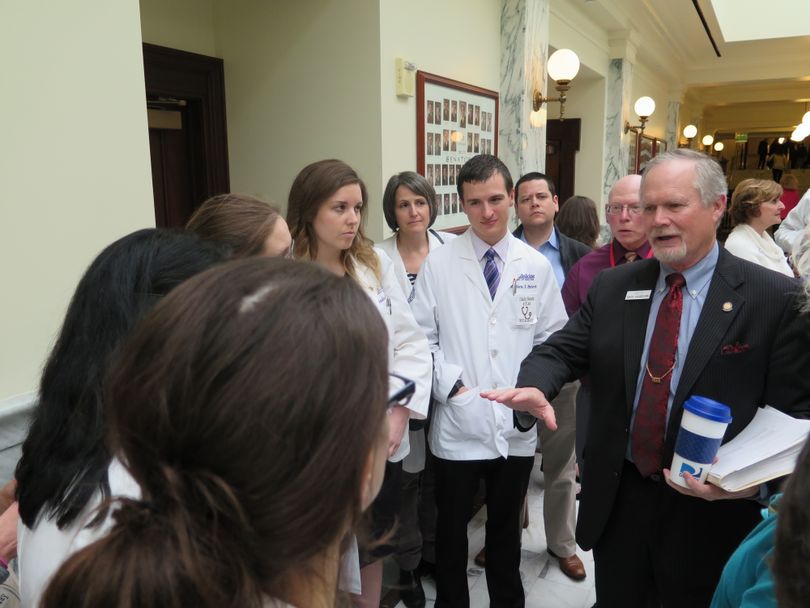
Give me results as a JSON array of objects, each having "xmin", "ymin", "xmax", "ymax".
[{"xmin": 707, "ymin": 406, "xmax": 810, "ymax": 492}]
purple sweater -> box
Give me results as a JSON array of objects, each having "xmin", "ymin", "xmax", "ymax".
[{"xmin": 561, "ymin": 240, "xmax": 652, "ymax": 315}]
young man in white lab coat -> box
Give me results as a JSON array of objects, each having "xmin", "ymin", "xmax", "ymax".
[{"xmin": 411, "ymin": 155, "xmax": 568, "ymax": 607}]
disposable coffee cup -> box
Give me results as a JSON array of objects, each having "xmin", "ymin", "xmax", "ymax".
[{"xmin": 670, "ymin": 396, "xmax": 732, "ymax": 488}]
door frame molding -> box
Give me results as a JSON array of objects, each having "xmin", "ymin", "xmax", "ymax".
[{"xmin": 143, "ymin": 43, "xmax": 230, "ymax": 203}]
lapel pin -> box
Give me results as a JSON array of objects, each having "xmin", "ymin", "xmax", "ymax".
[{"xmin": 722, "ymin": 302, "xmax": 733, "ymax": 312}]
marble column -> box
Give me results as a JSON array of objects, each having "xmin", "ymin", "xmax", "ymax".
[
  {"xmin": 666, "ymin": 100, "xmax": 680, "ymax": 152},
  {"xmin": 499, "ymin": 0, "xmax": 548, "ymax": 178},
  {"xmin": 602, "ymin": 57, "xmax": 633, "ymax": 203}
]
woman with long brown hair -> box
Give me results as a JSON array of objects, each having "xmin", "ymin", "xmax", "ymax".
[
  {"xmin": 42, "ymin": 258, "xmax": 393, "ymax": 608},
  {"xmin": 186, "ymin": 193, "xmax": 292, "ymax": 258},
  {"xmin": 287, "ymin": 159, "xmax": 431, "ymax": 608}
]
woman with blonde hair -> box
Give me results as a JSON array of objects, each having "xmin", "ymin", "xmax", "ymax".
[
  {"xmin": 287, "ymin": 159, "xmax": 431, "ymax": 608},
  {"xmin": 725, "ymin": 178, "xmax": 793, "ymax": 277}
]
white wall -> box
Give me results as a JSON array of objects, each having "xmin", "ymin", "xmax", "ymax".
[
  {"xmin": 0, "ymin": 0, "xmax": 154, "ymax": 405},
  {"xmin": 378, "ymin": 0, "xmax": 501, "ymax": 235},
  {"xmin": 140, "ymin": 0, "xmax": 216, "ymax": 56}
]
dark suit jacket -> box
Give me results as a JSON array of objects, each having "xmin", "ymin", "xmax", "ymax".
[
  {"xmin": 512, "ymin": 225, "xmax": 591, "ymax": 276},
  {"xmin": 516, "ymin": 247, "xmax": 810, "ymax": 550}
]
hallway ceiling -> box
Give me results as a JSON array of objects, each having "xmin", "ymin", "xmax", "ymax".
[{"xmin": 577, "ymin": 0, "xmax": 810, "ymax": 108}]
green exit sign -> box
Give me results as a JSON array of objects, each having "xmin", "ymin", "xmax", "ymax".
[{"xmin": 735, "ymin": 133, "xmax": 748, "ymax": 142}]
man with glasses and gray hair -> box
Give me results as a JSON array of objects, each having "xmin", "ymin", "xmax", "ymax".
[
  {"xmin": 561, "ymin": 174, "xmax": 650, "ymax": 469},
  {"xmin": 561, "ymin": 174, "xmax": 650, "ymax": 315}
]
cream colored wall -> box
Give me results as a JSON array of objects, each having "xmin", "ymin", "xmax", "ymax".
[
  {"xmin": 549, "ymin": 0, "xmax": 609, "ymax": 79},
  {"xmin": 630, "ymin": 63, "xmax": 669, "ymax": 140},
  {"xmin": 378, "ymin": 0, "xmax": 501, "ymax": 235},
  {"xmin": 139, "ymin": 0, "xmax": 216, "ymax": 55},
  {"xmin": 213, "ymin": 0, "xmax": 383, "ymax": 237},
  {"xmin": 702, "ymin": 101, "xmax": 804, "ymax": 135},
  {"xmin": 1, "ymin": 0, "xmax": 154, "ymax": 405},
  {"xmin": 547, "ymin": 75, "xmax": 607, "ymax": 205}
]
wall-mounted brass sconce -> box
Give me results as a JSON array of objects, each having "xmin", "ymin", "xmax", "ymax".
[
  {"xmin": 682, "ymin": 124, "xmax": 697, "ymax": 147},
  {"xmin": 530, "ymin": 49, "xmax": 580, "ymax": 126},
  {"xmin": 624, "ymin": 96, "xmax": 656, "ymax": 135},
  {"xmin": 702, "ymin": 134, "xmax": 714, "ymax": 152}
]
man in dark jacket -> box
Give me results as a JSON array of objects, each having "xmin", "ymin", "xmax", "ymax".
[
  {"xmin": 486, "ymin": 150, "xmax": 810, "ymax": 606},
  {"xmin": 511, "ymin": 172, "xmax": 591, "ymax": 580}
]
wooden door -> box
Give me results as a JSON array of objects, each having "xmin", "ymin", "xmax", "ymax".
[
  {"xmin": 545, "ymin": 119, "xmax": 581, "ymax": 203},
  {"xmin": 143, "ymin": 44, "xmax": 230, "ymax": 228}
]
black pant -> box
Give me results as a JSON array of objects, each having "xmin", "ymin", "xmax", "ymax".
[
  {"xmin": 433, "ymin": 455, "xmax": 534, "ymax": 608},
  {"xmin": 592, "ymin": 460, "xmax": 761, "ymax": 607}
]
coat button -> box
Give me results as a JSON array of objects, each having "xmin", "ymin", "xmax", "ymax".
[
  {"xmin": 490, "ymin": 318, "xmax": 497, "ymax": 325},
  {"xmin": 491, "ymin": 350, "xmax": 498, "ymax": 358}
]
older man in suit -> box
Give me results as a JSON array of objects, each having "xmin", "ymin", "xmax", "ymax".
[{"xmin": 483, "ymin": 149, "xmax": 810, "ymax": 607}]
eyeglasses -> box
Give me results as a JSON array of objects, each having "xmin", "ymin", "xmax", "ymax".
[
  {"xmin": 284, "ymin": 239, "xmax": 295, "ymax": 260},
  {"xmin": 388, "ymin": 373, "xmax": 416, "ymax": 410},
  {"xmin": 605, "ymin": 204, "xmax": 643, "ymax": 216}
]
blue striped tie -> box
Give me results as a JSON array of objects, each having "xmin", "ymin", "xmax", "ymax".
[{"xmin": 483, "ymin": 248, "xmax": 500, "ymax": 300}]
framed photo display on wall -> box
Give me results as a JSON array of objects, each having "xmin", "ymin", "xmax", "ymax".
[
  {"xmin": 416, "ymin": 71, "xmax": 499, "ymax": 229},
  {"xmin": 628, "ymin": 132, "xmax": 668, "ymax": 174}
]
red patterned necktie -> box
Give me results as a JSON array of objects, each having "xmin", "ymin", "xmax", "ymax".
[{"xmin": 631, "ymin": 273, "xmax": 686, "ymax": 477}]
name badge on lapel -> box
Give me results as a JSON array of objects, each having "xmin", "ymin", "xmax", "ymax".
[{"xmin": 625, "ymin": 290, "xmax": 652, "ymax": 301}]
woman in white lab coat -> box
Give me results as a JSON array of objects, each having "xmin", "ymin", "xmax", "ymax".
[
  {"xmin": 376, "ymin": 171, "xmax": 455, "ymax": 603},
  {"xmin": 286, "ymin": 159, "xmax": 431, "ymax": 608}
]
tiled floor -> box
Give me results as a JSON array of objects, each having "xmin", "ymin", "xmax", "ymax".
[{"xmin": 382, "ymin": 454, "xmax": 595, "ymax": 607}]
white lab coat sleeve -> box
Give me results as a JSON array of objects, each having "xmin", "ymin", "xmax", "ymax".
[
  {"xmin": 774, "ymin": 189, "xmax": 810, "ymax": 254},
  {"xmin": 532, "ymin": 264, "xmax": 569, "ymax": 346},
  {"xmin": 411, "ymin": 256, "xmax": 463, "ymax": 404},
  {"xmin": 379, "ymin": 252, "xmax": 432, "ymax": 420}
]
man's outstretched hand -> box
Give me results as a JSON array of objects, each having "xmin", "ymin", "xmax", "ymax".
[{"xmin": 480, "ymin": 387, "xmax": 558, "ymax": 431}]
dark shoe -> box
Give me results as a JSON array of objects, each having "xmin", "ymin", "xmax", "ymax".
[
  {"xmin": 417, "ymin": 558, "xmax": 436, "ymax": 579},
  {"xmin": 399, "ymin": 569, "xmax": 426, "ymax": 608},
  {"xmin": 474, "ymin": 546, "xmax": 486, "ymax": 568},
  {"xmin": 548, "ymin": 549, "xmax": 586, "ymax": 581}
]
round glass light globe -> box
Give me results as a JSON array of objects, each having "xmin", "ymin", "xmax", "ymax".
[
  {"xmin": 713, "ymin": 142, "xmax": 724, "ymax": 152},
  {"xmin": 547, "ymin": 49, "xmax": 580, "ymax": 82},
  {"xmin": 702, "ymin": 135, "xmax": 714, "ymax": 146},
  {"xmin": 634, "ymin": 96, "xmax": 656, "ymax": 118},
  {"xmin": 792, "ymin": 124, "xmax": 810, "ymax": 142},
  {"xmin": 683, "ymin": 124, "xmax": 698, "ymax": 139}
]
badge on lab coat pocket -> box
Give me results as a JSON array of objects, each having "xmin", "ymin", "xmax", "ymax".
[
  {"xmin": 375, "ymin": 287, "xmax": 391, "ymax": 315},
  {"xmin": 513, "ymin": 295, "xmax": 537, "ymax": 327}
]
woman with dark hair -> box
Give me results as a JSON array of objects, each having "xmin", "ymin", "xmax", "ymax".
[
  {"xmin": 186, "ymin": 193, "xmax": 292, "ymax": 258},
  {"xmin": 40, "ymin": 258, "xmax": 392, "ymax": 608},
  {"xmin": 377, "ymin": 171, "xmax": 455, "ymax": 604},
  {"xmin": 287, "ymin": 160, "xmax": 431, "ymax": 608},
  {"xmin": 725, "ymin": 178, "xmax": 792, "ymax": 277},
  {"xmin": 15, "ymin": 229, "xmax": 227, "ymax": 607},
  {"xmin": 378, "ymin": 171, "xmax": 456, "ymax": 301},
  {"xmin": 555, "ymin": 195, "xmax": 600, "ymax": 249}
]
